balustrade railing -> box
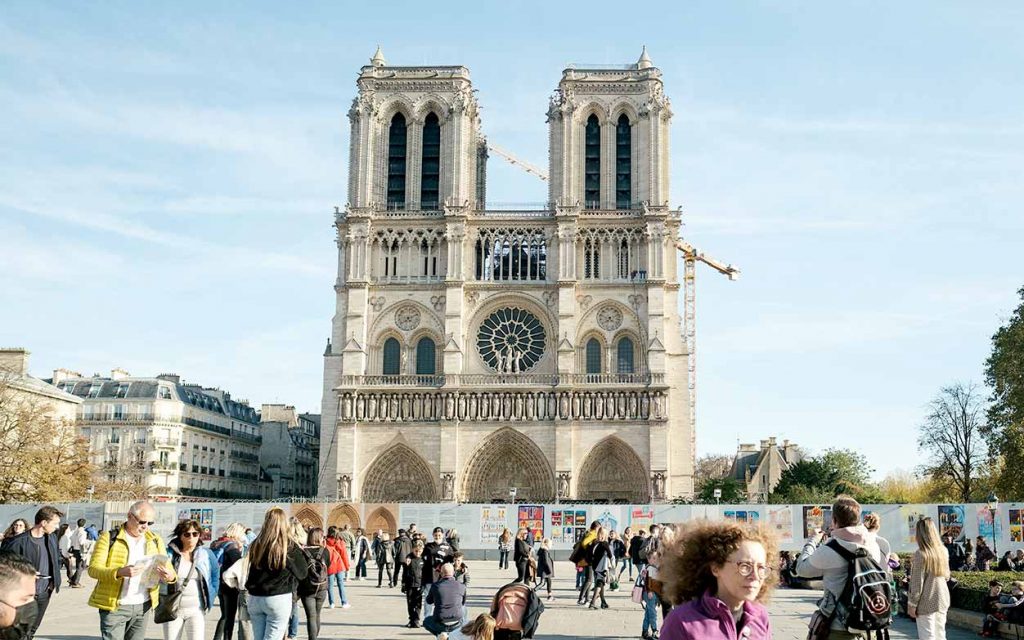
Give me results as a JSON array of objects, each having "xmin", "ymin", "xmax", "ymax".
[{"xmin": 339, "ymin": 373, "xmax": 662, "ymax": 388}]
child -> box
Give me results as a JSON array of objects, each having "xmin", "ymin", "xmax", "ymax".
[
  {"xmin": 639, "ymin": 564, "xmax": 659, "ymax": 640},
  {"xmin": 403, "ymin": 541, "xmax": 426, "ymax": 628},
  {"xmin": 536, "ymin": 538, "xmax": 554, "ymax": 602},
  {"xmin": 981, "ymin": 580, "xmax": 1003, "ymax": 637}
]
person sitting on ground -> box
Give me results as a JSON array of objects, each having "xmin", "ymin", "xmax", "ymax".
[
  {"xmin": 981, "ymin": 580, "xmax": 1003, "ymax": 638},
  {"xmin": 994, "ymin": 581, "xmax": 1024, "ymax": 625},
  {"xmin": 448, "ymin": 613, "xmax": 496, "ymax": 640},
  {"xmin": 998, "ymin": 551, "xmax": 1016, "ymax": 572},
  {"xmin": 425, "ymin": 563, "xmax": 467, "ymax": 639},
  {"xmin": 963, "ymin": 553, "xmax": 978, "ymax": 572},
  {"xmin": 1013, "ymin": 550, "xmax": 1024, "ymax": 572},
  {"xmin": 657, "ymin": 520, "xmax": 776, "ymax": 640}
]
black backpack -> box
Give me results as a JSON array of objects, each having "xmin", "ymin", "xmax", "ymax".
[
  {"xmin": 827, "ymin": 539, "xmax": 893, "ymax": 639},
  {"xmin": 297, "ymin": 546, "xmax": 328, "ymax": 597}
]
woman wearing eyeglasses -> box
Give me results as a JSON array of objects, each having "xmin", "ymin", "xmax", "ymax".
[
  {"xmin": 163, "ymin": 519, "xmax": 220, "ymax": 640},
  {"xmin": 657, "ymin": 521, "xmax": 776, "ymax": 640}
]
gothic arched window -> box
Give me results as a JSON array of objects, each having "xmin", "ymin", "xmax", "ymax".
[
  {"xmin": 585, "ymin": 114, "xmax": 600, "ymax": 209},
  {"xmin": 617, "ymin": 337, "xmax": 635, "ymax": 374},
  {"xmin": 415, "ymin": 337, "xmax": 436, "ymax": 375},
  {"xmin": 421, "ymin": 112, "xmax": 441, "ymax": 210},
  {"xmin": 617, "ymin": 238, "xmax": 630, "ymax": 279},
  {"xmin": 387, "ymin": 113, "xmax": 407, "ymax": 209},
  {"xmin": 616, "ymin": 113, "xmax": 631, "ymax": 209},
  {"xmin": 584, "ymin": 237, "xmax": 601, "ymax": 279},
  {"xmin": 382, "ymin": 337, "xmax": 401, "ymax": 375},
  {"xmin": 585, "ymin": 338, "xmax": 602, "ymax": 374}
]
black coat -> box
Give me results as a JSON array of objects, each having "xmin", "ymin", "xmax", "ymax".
[
  {"xmin": 404, "ymin": 554, "xmax": 425, "ymax": 590},
  {"xmin": 536, "ymin": 548, "xmax": 554, "ymax": 578},
  {"xmin": 513, "ymin": 538, "xmax": 531, "ymax": 565},
  {"xmin": 1, "ymin": 531, "xmax": 61, "ymax": 593},
  {"xmin": 589, "ymin": 540, "xmax": 611, "ymax": 571},
  {"xmin": 628, "ymin": 535, "xmax": 646, "ymax": 565}
]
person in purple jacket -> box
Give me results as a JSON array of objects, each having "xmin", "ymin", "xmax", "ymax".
[{"xmin": 657, "ymin": 521, "xmax": 777, "ymax": 640}]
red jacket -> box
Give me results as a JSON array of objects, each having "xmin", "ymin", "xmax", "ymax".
[{"xmin": 325, "ymin": 538, "xmax": 350, "ymax": 574}]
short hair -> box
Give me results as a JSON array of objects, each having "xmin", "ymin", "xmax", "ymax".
[
  {"xmin": 832, "ymin": 494, "xmax": 861, "ymax": 528},
  {"xmin": 77, "ymin": 518, "xmax": 86, "ymax": 527},
  {"xmin": 128, "ymin": 500, "xmax": 154, "ymax": 519},
  {"xmin": 440, "ymin": 563, "xmax": 455, "ymax": 578},
  {"xmin": 590, "ymin": 520, "xmax": 601, "ymax": 530},
  {"xmin": 412, "ymin": 540, "xmax": 425, "ymax": 551},
  {"xmin": 453, "ymin": 551, "xmax": 464, "ymax": 560},
  {"xmin": 0, "ymin": 551, "xmax": 36, "ymax": 593},
  {"xmin": 649, "ymin": 524, "xmax": 660, "ymax": 534},
  {"xmin": 990, "ymin": 579, "xmax": 1003, "ymax": 587},
  {"xmin": 659, "ymin": 521, "xmax": 778, "ymax": 606},
  {"xmin": 863, "ymin": 513, "xmax": 880, "ymax": 532},
  {"xmin": 34, "ymin": 506, "xmax": 63, "ymax": 525},
  {"xmin": 433, "ymin": 527, "xmax": 444, "ymax": 535}
]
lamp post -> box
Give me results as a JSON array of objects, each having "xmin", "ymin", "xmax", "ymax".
[
  {"xmin": 509, "ymin": 486, "xmax": 517, "ymax": 509},
  {"xmin": 986, "ymin": 492, "xmax": 999, "ymax": 556},
  {"xmin": 713, "ymin": 487, "xmax": 722, "ymax": 506}
]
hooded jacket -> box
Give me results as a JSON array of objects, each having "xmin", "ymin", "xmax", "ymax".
[
  {"xmin": 795, "ymin": 524, "xmax": 891, "ymax": 631},
  {"xmin": 166, "ymin": 542, "xmax": 220, "ymax": 612},
  {"xmin": 661, "ymin": 590, "xmax": 772, "ymax": 640},
  {"xmin": 325, "ymin": 537, "xmax": 350, "ymax": 575}
]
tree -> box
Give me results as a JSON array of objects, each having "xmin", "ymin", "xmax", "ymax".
[
  {"xmin": 769, "ymin": 449, "xmax": 880, "ymax": 504},
  {"xmin": 0, "ymin": 371, "xmax": 94, "ymax": 502},
  {"xmin": 984, "ymin": 286, "xmax": 1024, "ymax": 500},
  {"xmin": 917, "ymin": 382, "xmax": 988, "ymax": 502},
  {"xmin": 697, "ymin": 477, "xmax": 746, "ymax": 504},
  {"xmin": 694, "ymin": 453, "xmax": 733, "ymax": 493}
]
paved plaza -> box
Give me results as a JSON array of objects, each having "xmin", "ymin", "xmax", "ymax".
[{"xmin": 36, "ymin": 561, "xmax": 977, "ymax": 640}]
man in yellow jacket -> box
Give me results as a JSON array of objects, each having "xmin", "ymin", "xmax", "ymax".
[
  {"xmin": 572, "ymin": 520, "xmax": 602, "ymax": 606},
  {"xmin": 88, "ymin": 501, "xmax": 175, "ymax": 640}
]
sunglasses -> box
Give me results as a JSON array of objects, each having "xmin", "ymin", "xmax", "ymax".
[
  {"xmin": 131, "ymin": 515, "xmax": 155, "ymax": 526},
  {"xmin": 182, "ymin": 532, "xmax": 201, "ymax": 538}
]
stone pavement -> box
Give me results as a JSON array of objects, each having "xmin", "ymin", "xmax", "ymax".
[{"xmin": 37, "ymin": 561, "xmax": 977, "ymax": 639}]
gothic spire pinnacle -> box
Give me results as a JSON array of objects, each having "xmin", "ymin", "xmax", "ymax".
[
  {"xmin": 370, "ymin": 45, "xmax": 386, "ymax": 67},
  {"xmin": 637, "ymin": 45, "xmax": 653, "ymax": 70}
]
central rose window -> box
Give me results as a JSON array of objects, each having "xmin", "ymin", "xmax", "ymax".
[{"xmin": 476, "ymin": 307, "xmax": 546, "ymax": 373}]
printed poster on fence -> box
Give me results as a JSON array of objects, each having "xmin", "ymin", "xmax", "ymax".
[
  {"xmin": 768, "ymin": 507, "xmax": 793, "ymax": 543},
  {"xmin": 977, "ymin": 505, "xmax": 1002, "ymax": 541},
  {"xmin": 1009, "ymin": 509, "xmax": 1023, "ymax": 543},
  {"xmin": 551, "ymin": 509, "xmax": 588, "ymax": 543},
  {"xmin": 518, "ymin": 505, "xmax": 544, "ymax": 543},
  {"xmin": 724, "ymin": 510, "xmax": 761, "ymax": 525},
  {"xmin": 630, "ymin": 507, "xmax": 654, "ymax": 532},
  {"xmin": 802, "ymin": 506, "xmax": 832, "ymax": 539},
  {"xmin": 594, "ymin": 507, "xmax": 621, "ymax": 534},
  {"xmin": 937, "ymin": 505, "xmax": 966, "ymax": 539},
  {"xmin": 176, "ymin": 508, "xmax": 214, "ymax": 541},
  {"xmin": 899, "ymin": 506, "xmax": 928, "ymax": 544},
  {"xmin": 479, "ymin": 506, "xmax": 507, "ymax": 544}
]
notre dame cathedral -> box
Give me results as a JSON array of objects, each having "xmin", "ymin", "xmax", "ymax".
[{"xmin": 319, "ymin": 47, "xmax": 692, "ymax": 504}]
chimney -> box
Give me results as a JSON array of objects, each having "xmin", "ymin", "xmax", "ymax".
[
  {"xmin": 110, "ymin": 368, "xmax": 131, "ymax": 381},
  {"xmin": 768, "ymin": 436, "xmax": 777, "ymax": 447},
  {"xmin": 260, "ymin": 404, "xmax": 298, "ymax": 426},
  {"xmin": 51, "ymin": 368, "xmax": 82, "ymax": 385},
  {"xmin": 759, "ymin": 439, "xmax": 769, "ymax": 451},
  {"xmin": 157, "ymin": 373, "xmax": 180, "ymax": 384},
  {"xmin": 0, "ymin": 348, "xmax": 30, "ymax": 375}
]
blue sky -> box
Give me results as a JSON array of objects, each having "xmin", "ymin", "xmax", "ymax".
[{"xmin": 2, "ymin": 2, "xmax": 1021, "ymax": 481}]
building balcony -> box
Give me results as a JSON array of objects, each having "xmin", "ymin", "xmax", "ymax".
[
  {"xmin": 149, "ymin": 460, "xmax": 176, "ymax": 472},
  {"xmin": 338, "ymin": 372, "xmax": 662, "ymax": 389},
  {"xmin": 153, "ymin": 437, "xmax": 178, "ymax": 449}
]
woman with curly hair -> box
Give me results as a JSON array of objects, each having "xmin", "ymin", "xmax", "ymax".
[{"xmin": 657, "ymin": 521, "xmax": 776, "ymax": 640}]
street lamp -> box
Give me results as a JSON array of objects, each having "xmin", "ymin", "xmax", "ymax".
[
  {"xmin": 713, "ymin": 487, "xmax": 722, "ymax": 506},
  {"xmin": 986, "ymin": 492, "xmax": 999, "ymax": 555},
  {"xmin": 509, "ymin": 486, "xmax": 517, "ymax": 509}
]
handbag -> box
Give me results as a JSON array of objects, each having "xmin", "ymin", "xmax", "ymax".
[
  {"xmin": 154, "ymin": 557, "xmax": 197, "ymax": 624},
  {"xmin": 806, "ymin": 609, "xmax": 832, "ymax": 640},
  {"xmin": 631, "ymin": 568, "xmax": 647, "ymax": 604}
]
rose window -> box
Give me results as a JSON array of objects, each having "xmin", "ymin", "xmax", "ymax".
[{"xmin": 476, "ymin": 307, "xmax": 546, "ymax": 373}]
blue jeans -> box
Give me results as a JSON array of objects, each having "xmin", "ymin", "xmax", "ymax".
[
  {"xmin": 643, "ymin": 591, "xmax": 659, "ymax": 634},
  {"xmin": 326, "ymin": 573, "xmax": 348, "ymax": 606},
  {"xmin": 287, "ymin": 599, "xmax": 299, "ymax": 638},
  {"xmin": 248, "ymin": 593, "xmax": 292, "ymax": 640}
]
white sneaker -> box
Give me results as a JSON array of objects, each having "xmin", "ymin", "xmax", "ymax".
[
  {"xmin": 341, "ymin": 603, "xmax": 351, "ymax": 609},
  {"xmin": 327, "ymin": 603, "xmax": 335, "ymax": 609}
]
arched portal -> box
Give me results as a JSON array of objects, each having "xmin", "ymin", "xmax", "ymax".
[
  {"xmin": 361, "ymin": 443, "xmax": 438, "ymax": 503},
  {"xmin": 293, "ymin": 507, "xmax": 323, "ymax": 531},
  {"xmin": 327, "ymin": 504, "xmax": 360, "ymax": 530},
  {"xmin": 366, "ymin": 507, "xmax": 398, "ymax": 537},
  {"xmin": 461, "ymin": 428, "xmax": 555, "ymax": 502},
  {"xmin": 576, "ymin": 436, "xmax": 649, "ymax": 503}
]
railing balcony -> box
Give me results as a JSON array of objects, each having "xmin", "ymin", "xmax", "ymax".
[
  {"xmin": 339, "ymin": 372, "xmax": 662, "ymax": 388},
  {"xmin": 568, "ymin": 373, "xmax": 661, "ymax": 385},
  {"xmin": 149, "ymin": 460, "xmax": 176, "ymax": 472},
  {"xmin": 153, "ymin": 437, "xmax": 178, "ymax": 449}
]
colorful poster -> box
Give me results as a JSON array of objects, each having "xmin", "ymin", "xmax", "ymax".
[
  {"xmin": 594, "ymin": 507, "xmax": 621, "ymax": 533},
  {"xmin": 630, "ymin": 507, "xmax": 655, "ymax": 532},
  {"xmin": 978, "ymin": 506, "xmax": 1002, "ymax": 541},
  {"xmin": 1009, "ymin": 509, "xmax": 1022, "ymax": 543},
  {"xmin": 479, "ymin": 506, "xmax": 508, "ymax": 544},
  {"xmin": 937, "ymin": 505, "xmax": 966, "ymax": 539},
  {"xmin": 550, "ymin": 509, "xmax": 585, "ymax": 543},
  {"xmin": 900, "ymin": 507, "xmax": 928, "ymax": 544},
  {"xmin": 802, "ymin": 506, "xmax": 832, "ymax": 539},
  {"xmin": 768, "ymin": 507, "xmax": 794, "ymax": 543},
  {"xmin": 175, "ymin": 508, "xmax": 214, "ymax": 541},
  {"xmin": 724, "ymin": 510, "xmax": 761, "ymax": 525},
  {"xmin": 518, "ymin": 505, "xmax": 544, "ymax": 543}
]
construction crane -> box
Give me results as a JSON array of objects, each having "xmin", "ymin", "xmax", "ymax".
[{"xmin": 486, "ymin": 141, "xmax": 741, "ymax": 455}]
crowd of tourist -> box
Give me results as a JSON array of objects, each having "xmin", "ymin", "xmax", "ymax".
[{"xmin": 0, "ymin": 498, "xmax": 1021, "ymax": 640}]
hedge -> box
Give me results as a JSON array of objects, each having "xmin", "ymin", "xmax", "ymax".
[{"xmin": 893, "ymin": 569, "xmax": 1023, "ymax": 613}]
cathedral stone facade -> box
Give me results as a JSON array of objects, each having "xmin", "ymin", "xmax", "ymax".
[{"xmin": 319, "ymin": 48, "xmax": 693, "ymax": 503}]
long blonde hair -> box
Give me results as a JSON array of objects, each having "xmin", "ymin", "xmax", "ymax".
[
  {"xmin": 459, "ymin": 613, "xmax": 496, "ymax": 640},
  {"xmin": 249, "ymin": 508, "xmax": 291, "ymax": 571},
  {"xmin": 288, "ymin": 517, "xmax": 307, "ymax": 546},
  {"xmin": 915, "ymin": 517, "xmax": 950, "ymax": 579}
]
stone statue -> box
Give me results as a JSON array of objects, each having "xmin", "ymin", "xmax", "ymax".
[
  {"xmin": 557, "ymin": 473, "xmax": 570, "ymax": 498},
  {"xmin": 652, "ymin": 472, "xmax": 666, "ymax": 500},
  {"xmin": 338, "ymin": 474, "xmax": 352, "ymax": 501},
  {"xmin": 442, "ymin": 473, "xmax": 455, "ymax": 501}
]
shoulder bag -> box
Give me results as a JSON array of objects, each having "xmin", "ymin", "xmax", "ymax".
[{"xmin": 154, "ymin": 555, "xmax": 197, "ymax": 624}]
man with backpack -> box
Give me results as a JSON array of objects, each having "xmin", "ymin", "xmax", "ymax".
[
  {"xmin": 569, "ymin": 521, "xmax": 602, "ymax": 606},
  {"xmin": 796, "ymin": 495, "xmax": 894, "ymax": 639}
]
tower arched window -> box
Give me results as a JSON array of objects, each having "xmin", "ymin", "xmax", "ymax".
[
  {"xmin": 420, "ymin": 112, "xmax": 440, "ymax": 210},
  {"xmin": 585, "ymin": 114, "xmax": 600, "ymax": 209},
  {"xmin": 584, "ymin": 237, "xmax": 601, "ymax": 279},
  {"xmin": 384, "ymin": 239, "xmax": 399, "ymax": 278},
  {"xmin": 617, "ymin": 238, "xmax": 630, "ymax": 279},
  {"xmin": 382, "ymin": 337, "xmax": 401, "ymax": 376},
  {"xmin": 585, "ymin": 338, "xmax": 603, "ymax": 375},
  {"xmin": 415, "ymin": 337, "xmax": 437, "ymax": 375},
  {"xmin": 387, "ymin": 113, "xmax": 407, "ymax": 209},
  {"xmin": 617, "ymin": 337, "xmax": 635, "ymax": 374},
  {"xmin": 616, "ymin": 113, "xmax": 631, "ymax": 209}
]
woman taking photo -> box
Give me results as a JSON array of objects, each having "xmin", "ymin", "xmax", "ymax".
[
  {"xmin": 908, "ymin": 517, "xmax": 951, "ymax": 640},
  {"xmin": 657, "ymin": 521, "xmax": 775, "ymax": 640},
  {"xmin": 163, "ymin": 519, "xmax": 220, "ymax": 640},
  {"xmin": 246, "ymin": 508, "xmax": 308, "ymax": 640},
  {"xmin": 212, "ymin": 523, "xmax": 247, "ymax": 640},
  {"xmin": 513, "ymin": 528, "xmax": 531, "ymax": 584},
  {"xmin": 497, "ymin": 529, "xmax": 512, "ymax": 570}
]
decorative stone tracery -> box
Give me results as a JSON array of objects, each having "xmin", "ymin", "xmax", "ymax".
[
  {"xmin": 361, "ymin": 444, "xmax": 438, "ymax": 502},
  {"xmin": 461, "ymin": 428, "xmax": 556, "ymax": 503},
  {"xmin": 576, "ymin": 437, "xmax": 649, "ymax": 503}
]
